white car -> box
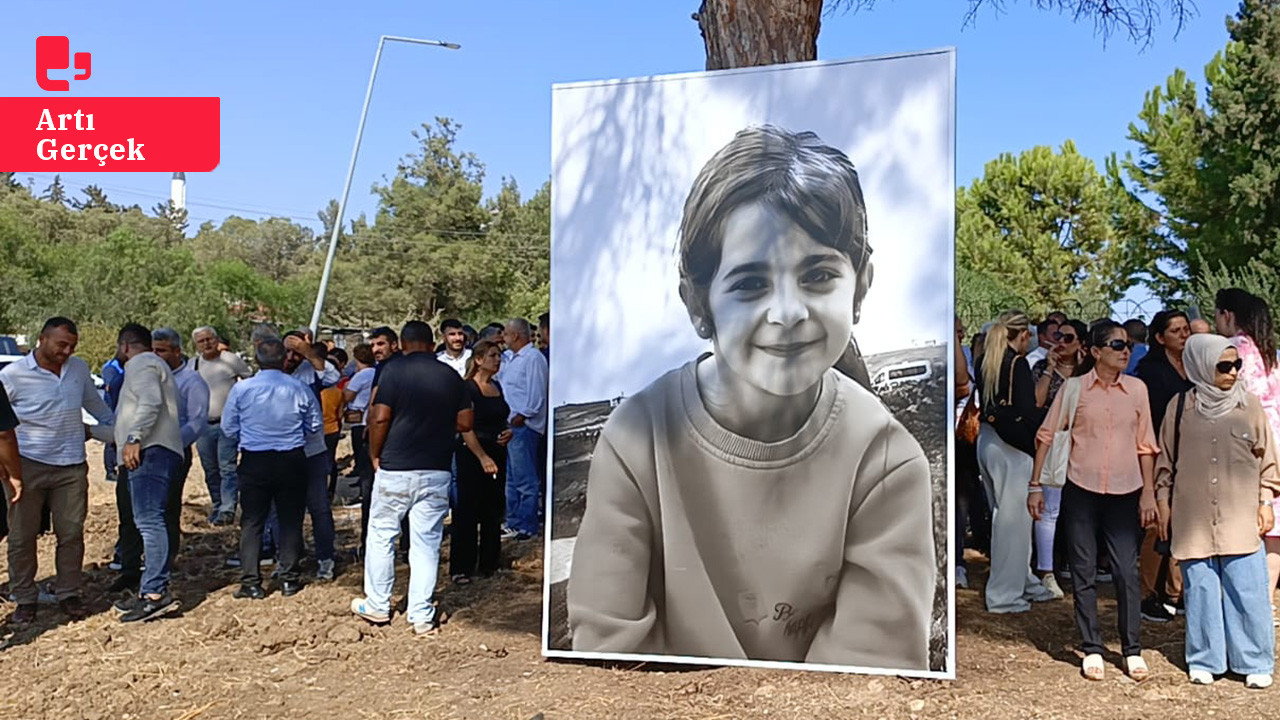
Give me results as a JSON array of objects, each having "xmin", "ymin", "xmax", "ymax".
[{"xmin": 872, "ymin": 360, "xmax": 933, "ymax": 392}]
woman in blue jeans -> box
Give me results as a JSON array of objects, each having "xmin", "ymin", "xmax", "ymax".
[{"xmin": 1155, "ymin": 333, "xmax": 1280, "ymax": 688}]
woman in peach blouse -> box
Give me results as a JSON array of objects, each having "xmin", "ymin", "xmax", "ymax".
[
  {"xmin": 1216, "ymin": 289, "xmax": 1280, "ymax": 610},
  {"xmin": 1028, "ymin": 320, "xmax": 1160, "ymax": 682}
]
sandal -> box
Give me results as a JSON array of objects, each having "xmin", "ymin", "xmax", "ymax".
[
  {"xmin": 1081, "ymin": 653, "xmax": 1105, "ymax": 681},
  {"xmin": 1125, "ymin": 655, "xmax": 1150, "ymax": 683}
]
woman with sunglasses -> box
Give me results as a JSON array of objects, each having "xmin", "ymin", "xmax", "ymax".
[
  {"xmin": 1027, "ymin": 319, "xmax": 1087, "ymax": 599},
  {"xmin": 1134, "ymin": 310, "xmax": 1195, "ymax": 623},
  {"xmin": 1155, "ymin": 334, "xmax": 1278, "ymax": 688},
  {"xmin": 1216, "ymin": 289, "xmax": 1280, "ymax": 617},
  {"xmin": 1029, "ymin": 320, "xmax": 1160, "ymax": 681}
]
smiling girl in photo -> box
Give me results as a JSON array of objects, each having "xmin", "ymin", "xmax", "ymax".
[{"xmin": 566, "ymin": 125, "xmax": 936, "ymax": 670}]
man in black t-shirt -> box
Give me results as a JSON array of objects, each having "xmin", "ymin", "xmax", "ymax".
[
  {"xmin": 0, "ymin": 384, "xmax": 23, "ymax": 539},
  {"xmin": 351, "ymin": 321, "xmax": 472, "ymax": 635}
]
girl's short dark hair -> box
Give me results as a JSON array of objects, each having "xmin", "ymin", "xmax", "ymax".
[{"xmin": 677, "ymin": 125, "xmax": 871, "ymax": 334}]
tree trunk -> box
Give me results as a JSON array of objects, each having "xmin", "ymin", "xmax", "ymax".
[{"xmin": 694, "ymin": 0, "xmax": 823, "ymax": 71}]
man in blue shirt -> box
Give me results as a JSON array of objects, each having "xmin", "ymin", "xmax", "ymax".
[
  {"xmin": 222, "ymin": 337, "xmax": 321, "ymax": 599},
  {"xmin": 101, "ymin": 351, "xmax": 125, "ymax": 482},
  {"xmin": 497, "ymin": 318, "xmax": 549, "ymax": 541},
  {"xmin": 1123, "ymin": 318, "xmax": 1149, "ymax": 376}
]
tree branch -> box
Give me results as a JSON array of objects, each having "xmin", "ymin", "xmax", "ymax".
[{"xmin": 829, "ymin": 0, "xmax": 1198, "ymax": 47}]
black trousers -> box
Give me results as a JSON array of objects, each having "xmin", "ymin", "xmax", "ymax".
[
  {"xmin": 116, "ymin": 465, "xmax": 143, "ymax": 579},
  {"xmin": 238, "ymin": 448, "xmax": 307, "ymax": 585},
  {"xmin": 164, "ymin": 449, "xmax": 193, "ymax": 569},
  {"xmin": 324, "ymin": 432, "xmax": 341, "ymax": 499},
  {"xmin": 1061, "ymin": 480, "xmax": 1143, "ymax": 657},
  {"xmin": 451, "ymin": 440, "xmax": 506, "ymax": 577}
]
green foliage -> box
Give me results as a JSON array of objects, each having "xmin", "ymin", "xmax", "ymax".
[
  {"xmin": 956, "ymin": 141, "xmax": 1161, "ymax": 321},
  {"xmin": 1125, "ymin": 0, "xmax": 1280, "ymax": 298},
  {"xmin": 321, "ymin": 118, "xmax": 550, "ymax": 328},
  {"xmin": 0, "ymin": 115, "xmax": 550, "ymax": 368},
  {"xmin": 1191, "ymin": 256, "xmax": 1280, "ymax": 333}
]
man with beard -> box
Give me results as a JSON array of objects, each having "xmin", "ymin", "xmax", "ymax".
[
  {"xmin": 436, "ymin": 319, "xmax": 471, "ymax": 377},
  {"xmin": 0, "ymin": 317, "xmax": 113, "ymax": 624},
  {"xmin": 111, "ymin": 323, "xmax": 184, "ymax": 622}
]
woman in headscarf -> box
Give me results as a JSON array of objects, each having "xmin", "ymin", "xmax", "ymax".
[{"xmin": 1155, "ymin": 333, "xmax": 1279, "ymax": 689}]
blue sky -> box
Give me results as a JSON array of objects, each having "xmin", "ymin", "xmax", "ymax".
[{"xmin": 0, "ymin": 0, "xmax": 1235, "ymax": 313}]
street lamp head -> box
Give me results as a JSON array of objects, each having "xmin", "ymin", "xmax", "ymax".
[{"xmin": 442, "ymin": 42, "xmax": 461, "ymax": 50}]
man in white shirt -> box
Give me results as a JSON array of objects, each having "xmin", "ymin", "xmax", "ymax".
[
  {"xmin": 435, "ymin": 319, "xmax": 472, "ymax": 377},
  {"xmin": 1025, "ymin": 317, "xmax": 1059, "ymax": 369},
  {"xmin": 0, "ymin": 317, "xmax": 113, "ymax": 624},
  {"xmin": 190, "ymin": 326, "xmax": 252, "ymax": 525}
]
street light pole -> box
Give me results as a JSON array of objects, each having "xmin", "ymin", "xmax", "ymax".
[{"xmin": 309, "ymin": 35, "xmax": 461, "ymax": 336}]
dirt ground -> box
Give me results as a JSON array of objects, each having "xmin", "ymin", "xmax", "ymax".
[{"xmin": 1, "ymin": 442, "xmax": 1278, "ymax": 719}]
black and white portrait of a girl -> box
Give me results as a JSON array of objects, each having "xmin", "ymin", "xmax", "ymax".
[{"xmin": 546, "ymin": 50, "xmax": 954, "ymax": 677}]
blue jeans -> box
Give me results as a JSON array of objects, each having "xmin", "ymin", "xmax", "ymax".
[
  {"xmin": 363, "ymin": 468, "xmax": 451, "ymax": 625},
  {"xmin": 1182, "ymin": 545, "xmax": 1276, "ymax": 676},
  {"xmin": 196, "ymin": 423, "xmax": 238, "ymax": 519},
  {"xmin": 504, "ymin": 426, "xmax": 543, "ymax": 536},
  {"xmin": 305, "ymin": 452, "xmax": 335, "ymax": 562},
  {"xmin": 130, "ymin": 447, "xmax": 180, "ymax": 596}
]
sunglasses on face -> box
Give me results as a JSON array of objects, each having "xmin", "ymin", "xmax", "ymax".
[
  {"xmin": 1104, "ymin": 339, "xmax": 1135, "ymax": 352},
  {"xmin": 1216, "ymin": 358, "xmax": 1243, "ymax": 374},
  {"xmin": 1053, "ymin": 332, "xmax": 1077, "ymax": 343}
]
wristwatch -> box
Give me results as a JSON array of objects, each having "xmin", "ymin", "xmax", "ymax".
[{"xmin": 126, "ymin": 434, "xmax": 141, "ymax": 445}]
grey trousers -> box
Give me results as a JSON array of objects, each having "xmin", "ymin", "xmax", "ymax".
[{"xmin": 976, "ymin": 425, "xmax": 1043, "ymax": 613}]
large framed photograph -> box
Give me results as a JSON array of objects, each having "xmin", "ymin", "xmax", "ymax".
[{"xmin": 543, "ymin": 49, "xmax": 956, "ymax": 678}]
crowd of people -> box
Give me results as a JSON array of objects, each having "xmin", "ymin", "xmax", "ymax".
[
  {"xmin": 0, "ymin": 311, "xmax": 550, "ymax": 635},
  {"xmin": 956, "ymin": 292, "xmax": 1280, "ymax": 688}
]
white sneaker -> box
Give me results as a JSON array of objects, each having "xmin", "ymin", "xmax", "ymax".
[
  {"xmin": 350, "ymin": 597, "xmax": 389, "ymax": 624},
  {"xmin": 1040, "ymin": 574, "xmax": 1065, "ymax": 600},
  {"xmin": 1189, "ymin": 670, "xmax": 1214, "ymax": 685},
  {"xmin": 500, "ymin": 527, "xmax": 520, "ymax": 541},
  {"xmin": 413, "ymin": 620, "xmax": 439, "ymax": 636},
  {"xmin": 1247, "ymin": 674, "xmax": 1273, "ymax": 689},
  {"xmin": 956, "ymin": 566, "xmax": 969, "ymax": 589},
  {"xmin": 1024, "ymin": 582, "xmax": 1058, "ymax": 603}
]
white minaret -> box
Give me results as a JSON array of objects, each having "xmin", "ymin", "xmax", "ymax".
[{"xmin": 170, "ymin": 172, "xmax": 186, "ymax": 211}]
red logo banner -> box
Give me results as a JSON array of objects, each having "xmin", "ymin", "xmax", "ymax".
[{"xmin": 0, "ymin": 97, "xmax": 220, "ymax": 171}]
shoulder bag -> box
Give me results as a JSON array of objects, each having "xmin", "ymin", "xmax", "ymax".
[
  {"xmin": 983, "ymin": 361, "xmax": 1042, "ymax": 455},
  {"xmin": 1154, "ymin": 391, "xmax": 1187, "ymax": 558},
  {"xmin": 1038, "ymin": 377, "xmax": 1082, "ymax": 488}
]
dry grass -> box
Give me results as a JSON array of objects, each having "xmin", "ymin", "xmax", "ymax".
[{"xmin": 0, "ymin": 445, "xmax": 1276, "ymax": 719}]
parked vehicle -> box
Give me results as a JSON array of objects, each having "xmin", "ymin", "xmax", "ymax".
[{"xmin": 871, "ymin": 360, "xmax": 933, "ymax": 391}]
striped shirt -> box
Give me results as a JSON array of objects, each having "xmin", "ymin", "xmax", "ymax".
[{"xmin": 0, "ymin": 354, "xmax": 114, "ymax": 466}]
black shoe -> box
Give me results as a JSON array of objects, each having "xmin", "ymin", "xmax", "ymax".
[
  {"xmin": 1173, "ymin": 597, "xmax": 1186, "ymax": 616},
  {"xmin": 113, "ymin": 595, "xmax": 137, "ymax": 613},
  {"xmin": 234, "ymin": 583, "xmax": 266, "ymax": 600},
  {"xmin": 9, "ymin": 604, "xmax": 36, "ymax": 624},
  {"xmin": 59, "ymin": 596, "xmax": 89, "ymax": 622},
  {"xmin": 1141, "ymin": 596, "xmax": 1175, "ymax": 623},
  {"xmin": 280, "ymin": 580, "xmax": 303, "ymax": 597},
  {"xmin": 119, "ymin": 594, "xmax": 179, "ymax": 623},
  {"xmin": 108, "ymin": 574, "xmax": 140, "ymax": 593}
]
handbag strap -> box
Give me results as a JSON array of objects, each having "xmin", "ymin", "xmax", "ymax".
[
  {"xmin": 1061, "ymin": 377, "xmax": 1081, "ymax": 433},
  {"xmin": 1171, "ymin": 390, "xmax": 1187, "ymax": 488}
]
